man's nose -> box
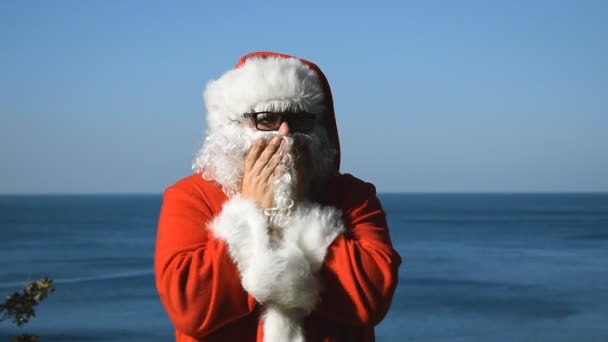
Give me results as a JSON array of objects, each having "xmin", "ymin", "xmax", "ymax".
[{"xmin": 277, "ymin": 120, "xmax": 290, "ymax": 136}]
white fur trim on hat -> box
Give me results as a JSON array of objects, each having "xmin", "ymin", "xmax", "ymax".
[{"xmin": 203, "ymin": 56, "xmax": 325, "ymax": 131}]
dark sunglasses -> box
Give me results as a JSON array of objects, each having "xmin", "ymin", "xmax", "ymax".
[{"xmin": 242, "ymin": 111, "xmax": 318, "ymax": 133}]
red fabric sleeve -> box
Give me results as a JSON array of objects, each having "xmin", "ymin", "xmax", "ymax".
[
  {"xmin": 154, "ymin": 182, "xmax": 258, "ymax": 338},
  {"xmin": 315, "ymin": 175, "xmax": 401, "ymax": 326}
]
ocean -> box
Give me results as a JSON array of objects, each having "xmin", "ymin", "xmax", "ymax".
[{"xmin": 1, "ymin": 193, "xmax": 607, "ymax": 341}]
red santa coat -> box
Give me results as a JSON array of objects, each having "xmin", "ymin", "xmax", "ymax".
[
  {"xmin": 154, "ymin": 52, "xmax": 401, "ymax": 341},
  {"xmin": 156, "ymin": 173, "xmax": 401, "ymax": 341}
]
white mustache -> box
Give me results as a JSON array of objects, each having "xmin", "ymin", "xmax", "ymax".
[{"xmin": 193, "ymin": 123, "xmax": 335, "ymax": 200}]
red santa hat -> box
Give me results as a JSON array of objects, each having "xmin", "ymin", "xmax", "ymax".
[{"xmin": 203, "ymin": 51, "xmax": 341, "ymax": 172}]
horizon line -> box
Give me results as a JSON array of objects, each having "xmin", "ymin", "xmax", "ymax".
[{"xmin": 1, "ymin": 191, "xmax": 608, "ymax": 196}]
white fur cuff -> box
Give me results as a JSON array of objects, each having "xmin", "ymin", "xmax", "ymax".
[
  {"xmin": 241, "ymin": 239, "xmax": 319, "ymax": 312},
  {"xmin": 209, "ymin": 196, "xmax": 320, "ymax": 312},
  {"xmin": 285, "ymin": 203, "xmax": 345, "ymax": 272},
  {"xmin": 208, "ymin": 195, "xmax": 267, "ymax": 268}
]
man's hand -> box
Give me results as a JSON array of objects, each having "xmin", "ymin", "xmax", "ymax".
[{"xmin": 241, "ymin": 136, "xmax": 286, "ymax": 209}]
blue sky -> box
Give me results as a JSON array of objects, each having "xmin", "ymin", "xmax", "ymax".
[{"xmin": 1, "ymin": 0, "xmax": 607, "ymax": 193}]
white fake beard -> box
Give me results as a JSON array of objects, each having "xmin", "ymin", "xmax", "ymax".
[{"xmin": 192, "ymin": 123, "xmax": 336, "ymax": 227}]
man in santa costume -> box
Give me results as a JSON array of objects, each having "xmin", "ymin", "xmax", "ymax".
[{"xmin": 155, "ymin": 52, "xmax": 402, "ymax": 342}]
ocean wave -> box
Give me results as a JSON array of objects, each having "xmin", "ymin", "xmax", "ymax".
[{"xmin": 0, "ymin": 269, "xmax": 154, "ymax": 289}]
